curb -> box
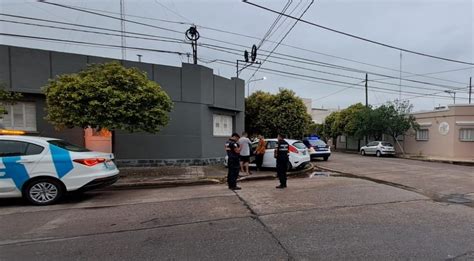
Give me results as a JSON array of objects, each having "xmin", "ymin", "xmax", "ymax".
[
  {"xmin": 109, "ymin": 178, "xmax": 221, "ymax": 190},
  {"xmin": 315, "ymin": 164, "xmax": 425, "ymax": 195},
  {"xmin": 395, "ymin": 155, "xmax": 474, "ymax": 166},
  {"xmin": 106, "ymin": 164, "xmax": 315, "ymax": 190}
]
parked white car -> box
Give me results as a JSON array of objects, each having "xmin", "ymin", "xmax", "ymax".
[
  {"xmin": 0, "ymin": 135, "xmax": 119, "ymax": 205},
  {"xmin": 360, "ymin": 141, "xmax": 396, "ymax": 157},
  {"xmin": 225, "ymin": 138, "xmax": 310, "ymax": 170}
]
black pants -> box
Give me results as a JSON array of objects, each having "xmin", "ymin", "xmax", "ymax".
[
  {"xmin": 227, "ymin": 158, "xmax": 240, "ymax": 188},
  {"xmin": 255, "ymin": 154, "xmax": 264, "ymax": 170},
  {"xmin": 276, "ymin": 159, "xmax": 288, "ymax": 187}
]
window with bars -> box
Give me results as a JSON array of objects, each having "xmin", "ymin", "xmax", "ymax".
[
  {"xmin": 213, "ymin": 114, "xmax": 232, "ymax": 137},
  {"xmin": 459, "ymin": 128, "xmax": 474, "ymax": 142},
  {"xmin": 416, "ymin": 129, "xmax": 429, "ymax": 141},
  {"xmin": 1, "ymin": 102, "xmax": 37, "ymax": 131}
]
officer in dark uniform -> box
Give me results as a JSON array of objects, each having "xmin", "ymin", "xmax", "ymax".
[
  {"xmin": 274, "ymin": 134, "xmax": 289, "ymax": 189},
  {"xmin": 225, "ymin": 133, "xmax": 241, "ymax": 190}
]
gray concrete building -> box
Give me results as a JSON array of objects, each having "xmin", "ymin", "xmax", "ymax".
[{"xmin": 0, "ymin": 45, "xmax": 245, "ymax": 166}]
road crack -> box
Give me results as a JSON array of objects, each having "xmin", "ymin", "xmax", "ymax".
[{"xmin": 233, "ymin": 190, "xmax": 294, "ymax": 261}]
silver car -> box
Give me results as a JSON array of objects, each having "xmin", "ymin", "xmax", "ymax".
[{"xmin": 360, "ymin": 141, "xmax": 396, "ymax": 157}]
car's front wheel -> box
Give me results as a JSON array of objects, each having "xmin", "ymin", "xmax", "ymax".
[
  {"xmin": 323, "ymin": 156, "xmax": 329, "ymax": 161},
  {"xmin": 376, "ymin": 151, "xmax": 382, "ymax": 157},
  {"xmin": 24, "ymin": 178, "xmax": 64, "ymax": 206}
]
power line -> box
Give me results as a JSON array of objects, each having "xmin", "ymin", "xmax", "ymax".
[
  {"xmin": 44, "ymin": 4, "xmax": 471, "ymax": 85},
  {"xmin": 242, "ymin": 0, "xmax": 474, "ymax": 66},
  {"xmin": 0, "ymin": 19, "xmax": 186, "ymax": 45},
  {"xmin": 39, "ymin": 0, "xmax": 185, "ymax": 35},
  {"xmin": 265, "ymin": 0, "xmax": 304, "ymax": 43},
  {"xmin": 200, "ymin": 43, "xmax": 468, "ymax": 92},
  {"xmin": 3, "ymin": 11, "xmax": 468, "ymax": 93},
  {"xmin": 31, "ymin": 3, "xmax": 473, "ymax": 86},
  {"xmin": 0, "ymin": 32, "xmax": 187, "ymax": 56},
  {"xmin": 0, "ymin": 13, "xmax": 183, "ymax": 42},
  {"xmin": 153, "ymin": 0, "xmax": 192, "ymax": 23},
  {"xmin": 249, "ymin": 0, "xmax": 314, "ymax": 81},
  {"xmin": 214, "ymin": 58, "xmax": 468, "ymax": 100},
  {"xmin": 258, "ymin": 0, "xmax": 292, "ymax": 48}
]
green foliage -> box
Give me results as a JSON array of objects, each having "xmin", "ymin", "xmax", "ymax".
[
  {"xmin": 375, "ymin": 99, "xmax": 419, "ymax": 140},
  {"xmin": 307, "ymin": 122, "xmax": 323, "ymax": 136},
  {"xmin": 0, "ymin": 83, "xmax": 22, "ymax": 119},
  {"xmin": 44, "ymin": 62, "xmax": 173, "ymax": 133},
  {"xmin": 245, "ymin": 89, "xmax": 312, "ymax": 139},
  {"xmin": 321, "ymin": 99, "xmax": 419, "ymax": 144}
]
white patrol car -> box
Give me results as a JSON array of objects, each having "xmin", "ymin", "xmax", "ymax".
[{"xmin": 0, "ymin": 135, "xmax": 119, "ymax": 205}]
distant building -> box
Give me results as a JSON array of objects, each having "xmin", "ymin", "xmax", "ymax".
[
  {"xmin": 402, "ymin": 104, "xmax": 474, "ymax": 160},
  {"xmin": 311, "ymin": 108, "xmax": 339, "ymax": 124},
  {"xmin": 301, "ymin": 98, "xmax": 339, "ymax": 124},
  {"xmin": 0, "ymin": 44, "xmax": 245, "ymax": 166},
  {"xmin": 335, "ymin": 104, "xmax": 474, "ymax": 161}
]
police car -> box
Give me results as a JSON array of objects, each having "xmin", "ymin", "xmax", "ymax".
[
  {"xmin": 224, "ymin": 138, "xmax": 310, "ymax": 170},
  {"xmin": 0, "ymin": 134, "xmax": 119, "ymax": 205}
]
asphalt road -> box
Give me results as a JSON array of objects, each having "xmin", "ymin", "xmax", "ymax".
[
  {"xmin": 1, "ymin": 172, "xmax": 473, "ymax": 260},
  {"xmin": 317, "ymin": 152, "xmax": 474, "ymax": 204}
]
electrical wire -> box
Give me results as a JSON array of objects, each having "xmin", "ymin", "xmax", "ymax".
[
  {"xmin": 2, "ymin": 11, "xmax": 469, "ymax": 93},
  {"xmin": 40, "ymin": 4, "xmax": 472, "ymax": 85},
  {"xmin": 248, "ymin": 0, "xmax": 314, "ymax": 81},
  {"xmin": 0, "ymin": 32, "xmax": 187, "ymax": 56},
  {"xmin": 258, "ymin": 0, "xmax": 292, "ymax": 48},
  {"xmin": 243, "ymin": 0, "xmax": 474, "ymax": 66}
]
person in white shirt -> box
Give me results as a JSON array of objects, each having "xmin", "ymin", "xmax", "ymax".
[{"xmin": 238, "ymin": 132, "xmax": 252, "ymax": 176}]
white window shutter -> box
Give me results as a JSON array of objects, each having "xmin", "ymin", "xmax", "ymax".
[
  {"xmin": 1, "ymin": 105, "xmax": 13, "ymax": 128},
  {"xmin": 25, "ymin": 103, "xmax": 37, "ymax": 131}
]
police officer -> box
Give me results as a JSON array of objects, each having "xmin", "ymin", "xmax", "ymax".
[
  {"xmin": 274, "ymin": 134, "xmax": 289, "ymax": 189},
  {"xmin": 225, "ymin": 133, "xmax": 241, "ymax": 190}
]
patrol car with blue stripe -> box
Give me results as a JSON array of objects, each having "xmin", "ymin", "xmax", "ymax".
[{"xmin": 0, "ymin": 135, "xmax": 119, "ymax": 205}]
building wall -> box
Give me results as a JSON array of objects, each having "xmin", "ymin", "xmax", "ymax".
[
  {"xmin": 0, "ymin": 45, "xmax": 245, "ymax": 165},
  {"xmin": 403, "ymin": 105, "xmax": 474, "ymax": 160}
]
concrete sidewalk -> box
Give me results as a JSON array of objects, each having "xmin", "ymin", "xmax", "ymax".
[{"xmin": 111, "ymin": 164, "xmax": 315, "ymax": 189}]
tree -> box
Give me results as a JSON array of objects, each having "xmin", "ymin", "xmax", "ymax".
[
  {"xmin": 377, "ymin": 99, "xmax": 419, "ymax": 153},
  {"xmin": 44, "ymin": 62, "xmax": 173, "ymax": 133},
  {"xmin": 0, "ymin": 83, "xmax": 22, "ymax": 120},
  {"xmin": 245, "ymin": 89, "xmax": 312, "ymax": 139},
  {"xmin": 245, "ymin": 91, "xmax": 274, "ymax": 136},
  {"xmin": 271, "ymin": 89, "xmax": 313, "ymax": 139},
  {"xmin": 321, "ymin": 111, "xmax": 341, "ymax": 148}
]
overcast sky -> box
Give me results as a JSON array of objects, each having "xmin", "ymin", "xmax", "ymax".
[{"xmin": 1, "ymin": 0, "xmax": 473, "ymax": 111}]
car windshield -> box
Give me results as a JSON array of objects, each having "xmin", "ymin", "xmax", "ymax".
[
  {"xmin": 292, "ymin": 141, "xmax": 307, "ymax": 150},
  {"xmin": 48, "ymin": 140, "xmax": 90, "ymax": 152},
  {"xmin": 308, "ymin": 139, "xmax": 326, "ymax": 146},
  {"xmin": 382, "ymin": 142, "xmax": 393, "ymax": 147}
]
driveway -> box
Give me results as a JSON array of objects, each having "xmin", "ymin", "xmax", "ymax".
[{"xmin": 317, "ymin": 152, "xmax": 474, "ymax": 204}]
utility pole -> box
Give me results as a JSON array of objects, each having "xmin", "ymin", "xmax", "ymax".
[
  {"xmin": 365, "ymin": 73, "xmax": 368, "ymax": 107},
  {"xmin": 399, "ymin": 51, "xmax": 402, "ymax": 101},
  {"xmin": 364, "ymin": 73, "xmax": 368, "ymax": 146},
  {"xmin": 469, "ymin": 77, "xmax": 472, "ymax": 104},
  {"xmin": 120, "ymin": 0, "xmax": 126, "ymax": 60}
]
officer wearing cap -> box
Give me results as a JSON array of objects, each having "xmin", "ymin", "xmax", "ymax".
[
  {"xmin": 225, "ymin": 133, "xmax": 241, "ymax": 190},
  {"xmin": 274, "ymin": 134, "xmax": 289, "ymax": 189}
]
